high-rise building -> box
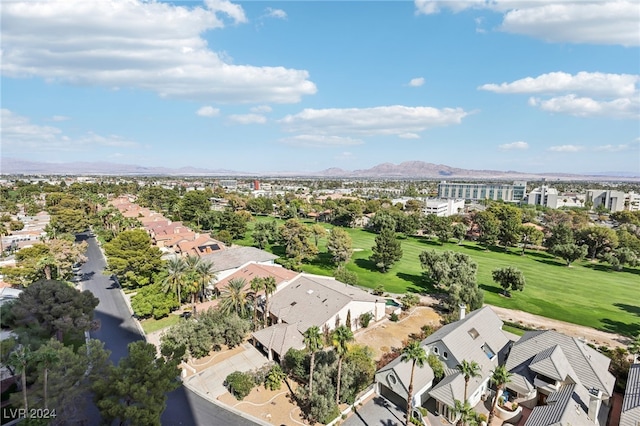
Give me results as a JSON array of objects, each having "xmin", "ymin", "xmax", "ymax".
[{"xmin": 437, "ymin": 181, "xmax": 527, "ymax": 202}]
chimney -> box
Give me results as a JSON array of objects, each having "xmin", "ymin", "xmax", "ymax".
[
  {"xmin": 587, "ymin": 388, "xmax": 602, "ymax": 423},
  {"xmin": 459, "ymin": 304, "xmax": 466, "ymax": 320}
]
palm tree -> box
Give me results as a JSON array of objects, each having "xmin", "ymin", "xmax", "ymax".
[
  {"xmin": 8, "ymin": 346, "xmax": 32, "ymax": 413},
  {"xmin": 457, "ymin": 360, "xmax": 482, "ymax": 403},
  {"xmin": 332, "ymin": 325, "xmax": 354, "ymax": 405},
  {"xmin": 401, "ymin": 340, "xmax": 427, "ymax": 426},
  {"xmin": 183, "ymin": 255, "xmax": 201, "ymax": 308},
  {"xmin": 304, "ymin": 325, "xmax": 323, "ymax": 397},
  {"xmin": 219, "ymin": 278, "xmax": 249, "ymax": 318},
  {"xmin": 162, "ymin": 257, "xmax": 187, "ymax": 306},
  {"xmin": 249, "ymin": 277, "xmax": 263, "ymax": 331},
  {"xmin": 262, "ymin": 276, "xmax": 277, "ymax": 328},
  {"xmin": 452, "ymin": 399, "xmax": 476, "ymax": 426},
  {"xmin": 195, "ymin": 259, "xmax": 216, "ymax": 303},
  {"xmin": 487, "ymin": 365, "xmax": 513, "ymax": 425},
  {"xmin": 37, "ymin": 255, "xmax": 57, "ymax": 280},
  {"xmin": 35, "ymin": 345, "xmax": 60, "ymax": 410}
]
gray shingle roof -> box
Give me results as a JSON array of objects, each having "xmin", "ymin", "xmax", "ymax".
[
  {"xmin": 200, "ymin": 246, "xmax": 277, "ymax": 272},
  {"xmin": 423, "ymin": 306, "xmax": 510, "ymax": 377},
  {"xmin": 428, "ymin": 372, "xmax": 484, "ymax": 408},
  {"xmin": 525, "ymin": 384, "xmax": 593, "ymax": 426},
  {"xmin": 529, "ymin": 345, "xmax": 578, "ymax": 383},
  {"xmin": 268, "ymin": 274, "xmax": 381, "ymax": 333},
  {"xmin": 376, "ymin": 354, "xmax": 435, "ymax": 398},
  {"xmin": 621, "ymin": 364, "xmax": 640, "ymax": 426},
  {"xmin": 252, "ymin": 323, "xmax": 305, "ymax": 359},
  {"xmin": 506, "ymin": 330, "xmax": 615, "ymax": 398}
]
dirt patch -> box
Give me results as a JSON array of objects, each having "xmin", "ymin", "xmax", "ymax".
[
  {"xmin": 218, "ymin": 380, "xmax": 307, "ymax": 426},
  {"xmin": 489, "ymin": 305, "xmax": 629, "ymax": 349},
  {"xmin": 355, "ymin": 306, "xmax": 441, "ymax": 360}
]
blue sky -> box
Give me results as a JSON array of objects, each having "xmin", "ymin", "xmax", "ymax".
[{"xmin": 2, "ymin": 0, "xmax": 639, "ymax": 174}]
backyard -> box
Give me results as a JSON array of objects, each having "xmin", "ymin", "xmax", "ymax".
[{"xmin": 238, "ymin": 217, "xmax": 640, "ymax": 337}]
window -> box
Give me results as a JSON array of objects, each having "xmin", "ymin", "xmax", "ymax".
[
  {"xmin": 443, "ymin": 351, "xmax": 448, "ymax": 359},
  {"xmin": 433, "ymin": 347, "xmax": 439, "ymax": 354},
  {"xmin": 482, "ymin": 343, "xmax": 496, "ymax": 359}
]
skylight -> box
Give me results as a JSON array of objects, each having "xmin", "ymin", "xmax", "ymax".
[{"xmin": 468, "ymin": 328, "xmax": 479, "ymax": 339}]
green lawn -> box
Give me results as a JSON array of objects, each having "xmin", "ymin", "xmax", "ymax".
[
  {"xmin": 236, "ymin": 217, "xmax": 640, "ymax": 337},
  {"xmin": 140, "ymin": 314, "xmax": 181, "ymax": 334}
]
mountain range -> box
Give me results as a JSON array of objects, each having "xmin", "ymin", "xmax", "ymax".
[{"xmin": 1, "ymin": 157, "xmax": 638, "ymax": 180}]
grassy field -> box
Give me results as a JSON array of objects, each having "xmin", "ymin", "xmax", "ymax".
[
  {"xmin": 140, "ymin": 314, "xmax": 180, "ymax": 334},
  {"xmin": 237, "ymin": 217, "xmax": 640, "ymax": 337}
]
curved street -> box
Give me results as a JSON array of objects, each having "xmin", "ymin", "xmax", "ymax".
[{"xmin": 78, "ymin": 232, "xmax": 259, "ymax": 425}]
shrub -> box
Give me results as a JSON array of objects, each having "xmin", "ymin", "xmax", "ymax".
[
  {"xmin": 390, "ymin": 312, "xmax": 399, "ymax": 322},
  {"xmin": 264, "ymin": 364, "xmax": 285, "ymax": 391},
  {"xmin": 283, "ymin": 348, "xmax": 308, "ymax": 382},
  {"xmin": 359, "ymin": 312, "xmax": 373, "ymax": 328},
  {"xmin": 225, "ymin": 371, "xmax": 254, "ymax": 400},
  {"xmin": 401, "ymin": 293, "xmax": 420, "ymax": 310},
  {"xmin": 372, "ymin": 284, "xmax": 385, "ymax": 296}
]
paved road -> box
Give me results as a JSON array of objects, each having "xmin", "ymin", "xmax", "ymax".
[{"xmin": 78, "ymin": 232, "xmax": 258, "ymax": 426}]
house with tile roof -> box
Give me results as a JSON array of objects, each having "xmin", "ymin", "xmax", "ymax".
[
  {"xmin": 252, "ymin": 273, "xmax": 385, "ymax": 362},
  {"xmin": 214, "ymin": 262, "xmax": 300, "ymax": 295},
  {"xmin": 619, "ymin": 363, "xmax": 640, "ymax": 426},
  {"xmin": 176, "ymin": 234, "xmax": 226, "ymax": 257},
  {"xmin": 505, "ymin": 330, "xmax": 615, "ymax": 425}
]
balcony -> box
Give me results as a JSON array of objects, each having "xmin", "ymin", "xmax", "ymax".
[{"xmin": 533, "ymin": 375, "xmax": 559, "ymax": 393}]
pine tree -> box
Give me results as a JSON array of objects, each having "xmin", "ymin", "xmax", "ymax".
[{"xmin": 370, "ymin": 225, "xmax": 403, "ymax": 272}]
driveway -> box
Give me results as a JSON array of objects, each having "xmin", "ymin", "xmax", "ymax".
[
  {"xmin": 184, "ymin": 343, "xmax": 268, "ymax": 399},
  {"xmin": 343, "ymin": 396, "xmax": 407, "ymax": 426}
]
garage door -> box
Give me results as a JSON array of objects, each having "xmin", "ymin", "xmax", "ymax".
[{"xmin": 379, "ymin": 384, "xmax": 406, "ymax": 409}]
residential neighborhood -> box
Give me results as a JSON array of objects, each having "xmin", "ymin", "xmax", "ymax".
[{"xmin": 1, "ymin": 175, "xmax": 639, "ymax": 426}]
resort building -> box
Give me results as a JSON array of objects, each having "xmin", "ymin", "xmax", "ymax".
[{"xmin": 437, "ymin": 181, "xmax": 527, "ymax": 202}]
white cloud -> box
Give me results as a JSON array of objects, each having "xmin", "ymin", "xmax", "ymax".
[
  {"xmin": 593, "ymin": 143, "xmax": 637, "ymax": 152},
  {"xmin": 499, "ymin": 141, "xmax": 529, "ymax": 150},
  {"xmin": 529, "ymin": 95, "xmax": 639, "ymax": 118},
  {"xmin": 250, "ymin": 105, "xmax": 273, "ymax": 113},
  {"xmin": 264, "ymin": 7, "xmax": 287, "ymax": 20},
  {"xmin": 398, "ymin": 133, "xmax": 420, "ymax": 139},
  {"xmin": 280, "ymin": 105, "xmax": 468, "ymax": 137},
  {"xmin": 196, "ymin": 106, "xmax": 220, "ymax": 117},
  {"xmin": 1, "ymin": 0, "xmax": 316, "ymax": 104},
  {"xmin": 50, "ymin": 115, "xmax": 70, "ymax": 122},
  {"xmin": 548, "ymin": 144, "xmax": 584, "ymax": 152},
  {"xmin": 480, "ymin": 72, "xmax": 639, "ymax": 98},
  {"xmin": 408, "ymin": 77, "xmax": 425, "ymax": 87},
  {"xmin": 415, "ymin": 1, "xmax": 640, "ymax": 46},
  {"xmin": 481, "ymin": 72, "xmax": 639, "ymax": 119},
  {"xmin": 280, "ymin": 135, "xmax": 364, "ymax": 147},
  {"xmin": 1, "ymin": 109, "xmax": 139, "ymax": 152},
  {"xmin": 228, "ymin": 114, "xmax": 267, "ymax": 124}
]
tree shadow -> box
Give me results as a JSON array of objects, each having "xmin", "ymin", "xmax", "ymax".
[
  {"xmin": 355, "ymin": 258, "xmax": 379, "ymax": 272},
  {"xmin": 600, "ymin": 318, "xmax": 640, "ymax": 338},
  {"xmin": 397, "ymin": 272, "xmax": 434, "ymax": 293},
  {"xmin": 615, "ymin": 303, "xmax": 640, "ymax": 318},
  {"xmin": 533, "ymin": 258, "xmax": 566, "ymax": 267},
  {"xmin": 308, "ymin": 252, "xmax": 334, "ymax": 270},
  {"xmin": 479, "ymin": 283, "xmax": 503, "ymax": 295},
  {"xmin": 582, "ymin": 263, "xmax": 614, "ymax": 273},
  {"xmin": 269, "ymin": 244, "xmax": 286, "ymax": 257}
]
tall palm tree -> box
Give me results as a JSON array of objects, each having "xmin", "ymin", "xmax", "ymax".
[
  {"xmin": 249, "ymin": 277, "xmax": 263, "ymax": 331},
  {"xmin": 35, "ymin": 345, "xmax": 60, "ymax": 410},
  {"xmin": 304, "ymin": 325, "xmax": 323, "ymax": 397},
  {"xmin": 262, "ymin": 276, "xmax": 277, "ymax": 328},
  {"xmin": 332, "ymin": 325, "xmax": 354, "ymax": 405},
  {"xmin": 8, "ymin": 346, "xmax": 32, "ymax": 413},
  {"xmin": 456, "ymin": 360, "xmax": 482, "ymax": 402},
  {"xmin": 183, "ymin": 255, "xmax": 201, "ymax": 307},
  {"xmin": 487, "ymin": 365, "xmax": 513, "ymax": 425},
  {"xmin": 195, "ymin": 259, "xmax": 216, "ymax": 303},
  {"xmin": 219, "ymin": 278, "xmax": 249, "ymax": 318},
  {"xmin": 453, "ymin": 399, "xmax": 476, "ymax": 426},
  {"xmin": 162, "ymin": 257, "xmax": 187, "ymax": 306},
  {"xmin": 401, "ymin": 340, "xmax": 427, "ymax": 426}
]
